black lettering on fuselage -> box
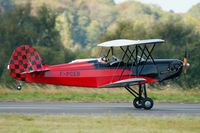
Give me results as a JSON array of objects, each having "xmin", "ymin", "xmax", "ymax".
[{"xmin": 60, "ymin": 71, "xmax": 80, "ymax": 77}]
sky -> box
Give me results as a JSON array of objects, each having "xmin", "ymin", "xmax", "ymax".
[{"xmin": 114, "ymin": 0, "xmax": 200, "ymax": 13}]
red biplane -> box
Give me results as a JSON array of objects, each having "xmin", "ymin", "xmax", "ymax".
[{"xmin": 8, "ymin": 39, "xmax": 189, "ymax": 110}]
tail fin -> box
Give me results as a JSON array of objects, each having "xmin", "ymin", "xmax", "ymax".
[{"xmin": 8, "ymin": 45, "xmax": 46, "ymax": 81}]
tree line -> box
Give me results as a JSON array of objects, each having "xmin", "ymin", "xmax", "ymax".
[{"xmin": 0, "ymin": 1, "xmax": 200, "ymax": 88}]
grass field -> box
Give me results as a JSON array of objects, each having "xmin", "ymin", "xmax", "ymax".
[
  {"xmin": 0, "ymin": 114, "xmax": 199, "ymax": 133},
  {"xmin": 0, "ymin": 84, "xmax": 200, "ymax": 103},
  {"xmin": 0, "ymin": 85, "xmax": 200, "ymax": 133}
]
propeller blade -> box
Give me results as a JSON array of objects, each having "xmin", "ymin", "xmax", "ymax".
[{"xmin": 183, "ymin": 48, "xmax": 190, "ymax": 74}]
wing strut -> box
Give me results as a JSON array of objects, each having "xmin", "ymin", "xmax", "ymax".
[
  {"xmin": 110, "ymin": 46, "xmax": 129, "ymax": 82},
  {"xmin": 119, "ymin": 46, "xmax": 135, "ymax": 80},
  {"xmin": 118, "ymin": 43, "xmax": 158, "ymax": 80},
  {"xmin": 138, "ymin": 44, "xmax": 156, "ymax": 75}
]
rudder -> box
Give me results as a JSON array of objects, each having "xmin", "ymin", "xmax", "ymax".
[{"xmin": 8, "ymin": 45, "xmax": 45, "ymax": 81}]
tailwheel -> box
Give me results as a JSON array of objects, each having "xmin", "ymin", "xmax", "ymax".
[
  {"xmin": 16, "ymin": 82, "xmax": 23, "ymax": 90},
  {"xmin": 133, "ymin": 97, "xmax": 143, "ymax": 109},
  {"xmin": 142, "ymin": 97, "xmax": 154, "ymax": 110},
  {"xmin": 16, "ymin": 85, "xmax": 22, "ymax": 90}
]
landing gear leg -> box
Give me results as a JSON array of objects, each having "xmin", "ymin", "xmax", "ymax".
[
  {"xmin": 142, "ymin": 84, "xmax": 154, "ymax": 110},
  {"xmin": 125, "ymin": 84, "xmax": 154, "ymax": 110},
  {"xmin": 132, "ymin": 84, "xmax": 143, "ymax": 109}
]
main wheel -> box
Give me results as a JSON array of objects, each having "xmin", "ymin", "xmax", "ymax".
[
  {"xmin": 133, "ymin": 97, "xmax": 143, "ymax": 109},
  {"xmin": 142, "ymin": 97, "xmax": 154, "ymax": 110}
]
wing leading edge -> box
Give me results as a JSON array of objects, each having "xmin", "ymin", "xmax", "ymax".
[{"xmin": 100, "ymin": 78, "xmax": 146, "ymax": 88}]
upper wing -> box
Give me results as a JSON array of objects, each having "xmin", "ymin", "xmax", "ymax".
[
  {"xmin": 100, "ymin": 78, "xmax": 146, "ymax": 88},
  {"xmin": 97, "ymin": 39, "xmax": 165, "ymax": 47}
]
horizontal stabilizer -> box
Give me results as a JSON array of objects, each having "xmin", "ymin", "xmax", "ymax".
[
  {"xmin": 21, "ymin": 69, "xmax": 49, "ymax": 74},
  {"xmin": 101, "ymin": 78, "xmax": 146, "ymax": 88}
]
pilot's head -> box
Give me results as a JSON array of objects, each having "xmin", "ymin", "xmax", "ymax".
[{"xmin": 101, "ymin": 56, "xmax": 109, "ymax": 64}]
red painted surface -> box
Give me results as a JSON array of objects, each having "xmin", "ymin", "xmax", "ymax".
[
  {"xmin": 8, "ymin": 45, "xmax": 158, "ymax": 88},
  {"xmin": 23, "ymin": 61, "xmax": 157, "ymax": 87}
]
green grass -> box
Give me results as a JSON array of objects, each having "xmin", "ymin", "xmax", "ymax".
[
  {"xmin": 0, "ymin": 114, "xmax": 199, "ymax": 133},
  {"xmin": 0, "ymin": 85, "xmax": 200, "ymax": 103}
]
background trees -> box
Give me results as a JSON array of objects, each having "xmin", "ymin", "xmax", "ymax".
[
  {"xmin": 0, "ymin": 3, "xmax": 75, "ymax": 85},
  {"xmin": 0, "ymin": 0, "xmax": 200, "ymax": 88}
]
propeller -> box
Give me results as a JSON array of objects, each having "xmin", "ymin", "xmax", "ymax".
[{"xmin": 183, "ymin": 48, "xmax": 190, "ymax": 74}]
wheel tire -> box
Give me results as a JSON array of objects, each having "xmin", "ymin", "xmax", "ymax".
[
  {"xmin": 142, "ymin": 97, "xmax": 154, "ymax": 110},
  {"xmin": 133, "ymin": 97, "xmax": 143, "ymax": 109},
  {"xmin": 16, "ymin": 85, "xmax": 22, "ymax": 90}
]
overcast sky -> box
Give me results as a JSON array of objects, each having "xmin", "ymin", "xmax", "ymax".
[{"xmin": 114, "ymin": 0, "xmax": 200, "ymax": 13}]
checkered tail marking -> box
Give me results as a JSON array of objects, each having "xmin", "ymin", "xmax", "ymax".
[{"xmin": 8, "ymin": 45, "xmax": 44, "ymax": 81}]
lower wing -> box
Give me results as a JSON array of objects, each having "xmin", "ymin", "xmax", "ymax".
[{"xmin": 100, "ymin": 78, "xmax": 146, "ymax": 88}]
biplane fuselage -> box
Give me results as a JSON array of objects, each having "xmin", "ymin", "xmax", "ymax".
[
  {"xmin": 8, "ymin": 39, "xmax": 184, "ymax": 88},
  {"xmin": 12, "ymin": 58, "xmax": 183, "ymax": 88},
  {"xmin": 8, "ymin": 39, "xmax": 187, "ymax": 110}
]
